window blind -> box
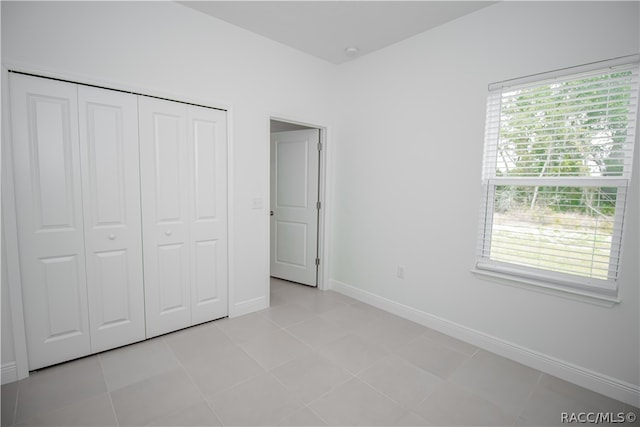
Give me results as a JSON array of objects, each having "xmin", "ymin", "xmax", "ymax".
[{"xmin": 477, "ymin": 59, "xmax": 639, "ymax": 295}]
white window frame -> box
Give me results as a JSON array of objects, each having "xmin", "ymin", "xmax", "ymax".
[{"xmin": 474, "ymin": 55, "xmax": 639, "ymax": 303}]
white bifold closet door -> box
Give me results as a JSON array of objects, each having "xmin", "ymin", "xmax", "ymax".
[
  {"xmin": 78, "ymin": 86, "xmax": 146, "ymax": 353},
  {"xmin": 10, "ymin": 74, "xmax": 90, "ymax": 370},
  {"xmin": 9, "ymin": 74, "xmax": 145, "ymax": 369},
  {"xmin": 139, "ymin": 97, "xmax": 228, "ymax": 338}
]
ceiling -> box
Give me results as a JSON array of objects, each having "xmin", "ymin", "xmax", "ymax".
[{"xmin": 179, "ymin": 1, "xmax": 496, "ymax": 64}]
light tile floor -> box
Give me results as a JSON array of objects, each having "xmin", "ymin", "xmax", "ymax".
[{"xmin": 2, "ymin": 278, "xmax": 638, "ymax": 426}]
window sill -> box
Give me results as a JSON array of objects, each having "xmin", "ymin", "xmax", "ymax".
[{"xmin": 471, "ymin": 267, "xmax": 620, "ymax": 307}]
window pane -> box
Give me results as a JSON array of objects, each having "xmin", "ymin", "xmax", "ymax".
[
  {"xmin": 496, "ymin": 71, "xmax": 635, "ymax": 178},
  {"xmin": 489, "ymin": 185, "xmax": 618, "ymax": 280}
]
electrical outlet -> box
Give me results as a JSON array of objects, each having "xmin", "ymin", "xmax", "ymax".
[{"xmin": 397, "ymin": 265, "xmax": 405, "ymax": 279}]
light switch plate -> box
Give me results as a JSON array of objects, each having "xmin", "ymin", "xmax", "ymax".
[{"xmin": 252, "ymin": 198, "xmax": 264, "ymax": 209}]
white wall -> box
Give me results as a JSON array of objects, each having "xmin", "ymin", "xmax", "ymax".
[
  {"xmin": 1, "ymin": 0, "xmax": 338, "ymax": 378},
  {"xmin": 330, "ymin": 0, "xmax": 639, "ymax": 404}
]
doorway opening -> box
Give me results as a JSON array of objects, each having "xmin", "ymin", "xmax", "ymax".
[{"xmin": 269, "ymin": 119, "xmax": 325, "ymax": 293}]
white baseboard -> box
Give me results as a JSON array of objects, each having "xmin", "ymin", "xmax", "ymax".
[
  {"xmin": 1, "ymin": 362, "xmax": 18, "ymax": 385},
  {"xmin": 329, "ymin": 279, "xmax": 640, "ymax": 408},
  {"xmin": 230, "ymin": 296, "xmax": 267, "ymax": 318}
]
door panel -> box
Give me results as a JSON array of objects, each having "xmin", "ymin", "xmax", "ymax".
[
  {"xmin": 84, "ymin": 104, "xmax": 123, "ymax": 224},
  {"xmin": 78, "ymin": 86, "xmax": 146, "ymax": 352},
  {"xmin": 139, "ymin": 97, "xmax": 191, "ymax": 337},
  {"xmin": 154, "ymin": 114, "xmax": 184, "ymax": 222},
  {"xmin": 270, "ymin": 129, "xmax": 320, "ymax": 286},
  {"xmin": 156, "ymin": 243, "xmax": 189, "ymax": 313},
  {"xmin": 276, "ymin": 140, "xmax": 309, "ymax": 208},
  {"xmin": 192, "ymin": 119, "xmax": 217, "ymax": 220},
  {"xmin": 10, "ymin": 73, "xmax": 91, "ymax": 369},
  {"xmin": 40, "ymin": 255, "xmax": 84, "ymax": 341},
  {"xmin": 188, "ymin": 106, "xmax": 228, "ymax": 324},
  {"xmin": 194, "ymin": 240, "xmax": 219, "ymax": 303},
  {"xmin": 92, "ymin": 250, "xmax": 130, "ymax": 326},
  {"xmin": 33, "ymin": 100, "xmax": 77, "ymax": 229},
  {"xmin": 274, "ymin": 221, "xmax": 307, "ymax": 266}
]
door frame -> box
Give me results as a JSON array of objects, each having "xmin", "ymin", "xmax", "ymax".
[
  {"xmin": 1, "ymin": 64, "xmax": 235, "ymax": 381},
  {"xmin": 268, "ymin": 116, "xmax": 330, "ymax": 294},
  {"xmin": 2, "ymin": 65, "xmax": 30, "ymax": 382}
]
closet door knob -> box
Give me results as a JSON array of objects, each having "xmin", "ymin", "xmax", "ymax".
[
  {"xmin": 108, "ymin": 233, "xmax": 116, "ymax": 240},
  {"xmin": 165, "ymin": 230, "xmax": 172, "ymax": 236}
]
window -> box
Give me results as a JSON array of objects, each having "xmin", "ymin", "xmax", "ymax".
[{"xmin": 476, "ymin": 57, "xmax": 639, "ymax": 299}]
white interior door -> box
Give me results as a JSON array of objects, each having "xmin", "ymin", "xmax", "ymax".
[
  {"xmin": 270, "ymin": 129, "xmax": 320, "ymax": 286},
  {"xmin": 139, "ymin": 97, "xmax": 191, "ymax": 337},
  {"xmin": 9, "ymin": 73, "xmax": 91, "ymax": 369},
  {"xmin": 188, "ymin": 106, "xmax": 228, "ymax": 324},
  {"xmin": 78, "ymin": 86, "xmax": 145, "ymax": 352}
]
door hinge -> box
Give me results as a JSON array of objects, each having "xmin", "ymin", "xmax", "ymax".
[
  {"xmin": 317, "ymin": 141, "xmax": 323, "ymax": 151},
  {"xmin": 315, "ymin": 258, "xmax": 320, "ymax": 266},
  {"xmin": 316, "ymin": 201, "xmax": 321, "ymax": 210}
]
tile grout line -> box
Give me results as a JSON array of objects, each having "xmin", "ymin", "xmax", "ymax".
[
  {"xmin": 97, "ymin": 354, "xmax": 120, "ymax": 427},
  {"xmin": 10, "ymin": 381, "xmax": 20, "ymax": 427},
  {"xmin": 265, "ymin": 370, "xmax": 311, "ymax": 426},
  {"xmin": 159, "ymin": 335, "xmax": 227, "ymax": 427},
  {"xmin": 303, "ymin": 403, "xmax": 332, "ymax": 426},
  {"xmin": 410, "ymin": 380, "xmax": 445, "ymax": 425},
  {"xmin": 298, "ymin": 373, "xmax": 357, "ymax": 423},
  {"xmin": 235, "ymin": 304, "xmax": 326, "ymax": 373},
  {"xmin": 261, "ymin": 302, "xmax": 315, "ymax": 330},
  {"xmin": 355, "ymin": 353, "xmax": 443, "ymax": 413},
  {"xmin": 192, "ymin": 328, "xmax": 275, "ymax": 419},
  {"xmin": 419, "ymin": 330, "xmax": 479, "ymax": 359},
  {"xmin": 356, "ymin": 368, "xmax": 416, "ymax": 411},
  {"xmin": 14, "ymin": 357, "xmax": 115, "ymax": 426},
  {"xmin": 439, "ymin": 355, "xmax": 541, "ymax": 427},
  {"xmin": 514, "ymin": 370, "xmax": 544, "ymax": 426},
  {"xmin": 386, "ymin": 335, "xmax": 473, "ymax": 423},
  {"xmin": 280, "ymin": 322, "xmax": 321, "ymax": 354},
  {"xmin": 313, "ymin": 375, "xmax": 409, "ymax": 426}
]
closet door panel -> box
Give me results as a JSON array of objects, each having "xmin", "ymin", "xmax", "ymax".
[
  {"xmin": 38, "ymin": 255, "xmax": 85, "ymax": 336},
  {"xmin": 9, "ymin": 74, "xmax": 91, "ymax": 370},
  {"xmin": 193, "ymin": 240, "xmax": 218, "ymax": 305},
  {"xmin": 139, "ymin": 97, "xmax": 190, "ymax": 337},
  {"xmin": 78, "ymin": 86, "xmax": 145, "ymax": 352},
  {"xmin": 188, "ymin": 106, "xmax": 228, "ymax": 323},
  {"xmin": 156, "ymin": 243, "xmax": 189, "ymax": 311},
  {"xmin": 92, "ymin": 250, "xmax": 130, "ymax": 321}
]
